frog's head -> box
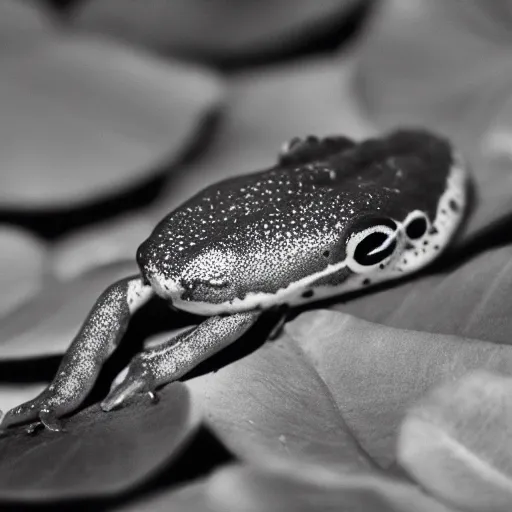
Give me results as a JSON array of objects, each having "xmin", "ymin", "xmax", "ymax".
[
  {"xmin": 136, "ymin": 134, "xmax": 467, "ymax": 316},
  {"xmin": 136, "ymin": 204, "xmax": 445, "ymax": 316}
]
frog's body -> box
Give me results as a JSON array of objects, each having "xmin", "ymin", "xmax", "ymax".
[{"xmin": 0, "ymin": 130, "xmax": 468, "ymax": 433}]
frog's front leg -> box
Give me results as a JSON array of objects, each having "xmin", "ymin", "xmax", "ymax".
[
  {"xmin": 0, "ymin": 275, "xmax": 153, "ymax": 432},
  {"xmin": 101, "ymin": 311, "xmax": 260, "ymax": 411}
]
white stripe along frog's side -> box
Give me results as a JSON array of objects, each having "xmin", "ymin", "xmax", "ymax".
[{"xmin": 0, "ymin": 129, "xmax": 468, "ymax": 433}]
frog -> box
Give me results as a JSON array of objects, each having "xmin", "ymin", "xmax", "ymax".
[{"xmin": 0, "ymin": 129, "xmax": 468, "ymax": 433}]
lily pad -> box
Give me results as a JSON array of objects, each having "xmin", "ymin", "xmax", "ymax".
[
  {"xmin": 0, "ymin": 226, "xmax": 48, "ymax": 318},
  {"xmin": 286, "ymin": 309, "xmax": 512, "ymax": 466},
  {"xmin": 72, "ymin": 0, "xmax": 361, "ymax": 60},
  {"xmin": 0, "ymin": 34, "xmax": 223, "ymax": 209},
  {"xmin": 0, "ymin": 260, "xmax": 137, "ymax": 359},
  {"xmin": 186, "ymin": 330, "xmax": 375, "ymax": 470},
  {"xmin": 335, "ymin": 244, "xmax": 512, "ymax": 345},
  {"xmin": 398, "ymin": 370, "xmax": 512, "ymax": 512},
  {"xmin": 0, "ymin": 382, "xmax": 200, "ymax": 501}
]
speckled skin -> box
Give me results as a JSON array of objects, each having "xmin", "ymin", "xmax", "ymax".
[{"xmin": 0, "ymin": 129, "xmax": 468, "ymax": 433}]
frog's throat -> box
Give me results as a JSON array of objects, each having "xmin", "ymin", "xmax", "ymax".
[{"xmin": 150, "ymin": 154, "xmax": 467, "ymax": 317}]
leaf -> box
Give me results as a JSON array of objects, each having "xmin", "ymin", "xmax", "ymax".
[
  {"xmin": 186, "ymin": 329, "xmax": 375, "ymax": 470},
  {"xmin": 0, "ymin": 382, "xmax": 200, "ymax": 501},
  {"xmin": 119, "ymin": 458, "xmax": 456, "ymax": 512},
  {"xmin": 335, "ymin": 244, "xmax": 512, "ymax": 344},
  {"xmin": 51, "ymin": 214, "xmax": 155, "ymax": 280},
  {"xmin": 0, "ymin": 34, "xmax": 223, "ymax": 209},
  {"xmin": 118, "ymin": 481, "xmax": 213, "ymax": 512},
  {"xmin": 71, "ymin": 0, "xmax": 360, "ymax": 60},
  {"xmin": 286, "ymin": 309, "xmax": 512, "ymax": 466},
  {"xmin": 124, "ymin": 460, "xmax": 454, "ymax": 512},
  {"xmin": 0, "ymin": 260, "xmax": 137, "ymax": 359},
  {"xmin": 398, "ymin": 370, "xmax": 512, "ymax": 512},
  {"xmin": 204, "ymin": 463, "xmax": 456, "ymax": 512},
  {"xmin": 0, "ymin": 226, "xmax": 48, "ymax": 318},
  {"xmin": 356, "ymin": 0, "xmax": 512, "ymax": 238}
]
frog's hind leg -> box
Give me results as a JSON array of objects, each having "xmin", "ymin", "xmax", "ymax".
[
  {"xmin": 0, "ymin": 275, "xmax": 154, "ymax": 433},
  {"xmin": 101, "ymin": 311, "xmax": 260, "ymax": 411},
  {"xmin": 279, "ymin": 135, "xmax": 355, "ymax": 165}
]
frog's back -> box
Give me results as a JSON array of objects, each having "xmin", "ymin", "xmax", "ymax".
[{"xmin": 155, "ymin": 129, "xmax": 457, "ymax": 245}]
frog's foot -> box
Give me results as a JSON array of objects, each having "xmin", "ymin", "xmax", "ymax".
[
  {"xmin": 0, "ymin": 275, "xmax": 154, "ymax": 434},
  {"xmin": 101, "ymin": 311, "xmax": 260, "ymax": 411},
  {"xmin": 279, "ymin": 135, "xmax": 355, "ymax": 165},
  {"xmin": 0, "ymin": 394, "xmax": 66, "ymax": 434}
]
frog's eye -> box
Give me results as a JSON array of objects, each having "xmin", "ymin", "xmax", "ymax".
[
  {"xmin": 404, "ymin": 211, "xmax": 429, "ymax": 240},
  {"xmin": 346, "ymin": 222, "xmax": 398, "ymax": 272}
]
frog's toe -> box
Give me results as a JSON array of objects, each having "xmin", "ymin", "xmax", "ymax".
[
  {"xmin": 101, "ymin": 363, "xmax": 153, "ymax": 412},
  {"xmin": 0, "ymin": 399, "xmax": 40, "ymax": 430},
  {"xmin": 0, "ymin": 394, "xmax": 66, "ymax": 433},
  {"xmin": 40, "ymin": 410, "xmax": 65, "ymax": 432}
]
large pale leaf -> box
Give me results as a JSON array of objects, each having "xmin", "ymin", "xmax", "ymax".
[
  {"xmin": 0, "ymin": 226, "xmax": 48, "ymax": 318},
  {"xmin": 0, "ymin": 383, "xmax": 199, "ymax": 501},
  {"xmin": 0, "ymin": 260, "xmax": 137, "ymax": 359},
  {"xmin": 72, "ymin": 0, "xmax": 360, "ymax": 59},
  {"xmin": 335, "ymin": 244, "xmax": 512, "ymax": 344},
  {"xmin": 205, "ymin": 463, "xmax": 455, "ymax": 512},
  {"xmin": 286, "ymin": 309, "xmax": 512, "ymax": 466},
  {"xmin": 0, "ymin": 34, "xmax": 223, "ymax": 209},
  {"xmin": 119, "ymin": 461, "xmax": 454, "ymax": 512},
  {"xmin": 186, "ymin": 329, "xmax": 375, "ymax": 470},
  {"xmin": 398, "ymin": 370, "xmax": 512, "ymax": 512}
]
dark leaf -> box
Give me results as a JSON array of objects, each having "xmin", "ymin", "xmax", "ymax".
[{"xmin": 0, "ymin": 382, "xmax": 199, "ymax": 501}]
